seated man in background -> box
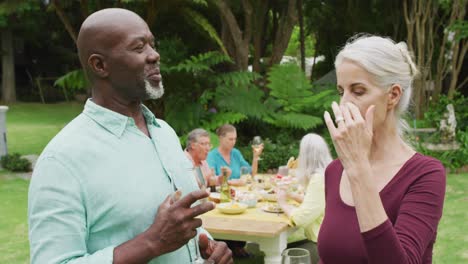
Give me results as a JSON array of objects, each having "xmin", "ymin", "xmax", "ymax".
[{"xmin": 185, "ymin": 128, "xmax": 216, "ymax": 188}]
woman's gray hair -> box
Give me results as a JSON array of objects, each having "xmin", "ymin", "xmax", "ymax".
[
  {"xmin": 335, "ymin": 34, "xmax": 419, "ymax": 135},
  {"xmin": 186, "ymin": 128, "xmax": 210, "ymax": 150},
  {"xmin": 296, "ymin": 133, "xmax": 333, "ymax": 187}
]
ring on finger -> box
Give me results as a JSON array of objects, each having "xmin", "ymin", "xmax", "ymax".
[{"xmin": 335, "ymin": 116, "xmax": 345, "ymax": 124}]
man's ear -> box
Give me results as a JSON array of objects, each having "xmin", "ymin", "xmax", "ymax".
[
  {"xmin": 387, "ymin": 84, "xmax": 402, "ymax": 110},
  {"xmin": 88, "ymin": 54, "xmax": 108, "ymax": 78}
]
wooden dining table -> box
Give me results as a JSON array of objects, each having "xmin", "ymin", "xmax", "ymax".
[{"xmin": 201, "ymin": 188, "xmax": 297, "ymax": 264}]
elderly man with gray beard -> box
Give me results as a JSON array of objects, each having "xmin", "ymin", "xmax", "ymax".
[{"xmin": 28, "ymin": 8, "xmax": 232, "ymax": 264}]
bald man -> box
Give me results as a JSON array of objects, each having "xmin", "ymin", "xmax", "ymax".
[{"xmin": 28, "ymin": 8, "xmax": 232, "ymax": 264}]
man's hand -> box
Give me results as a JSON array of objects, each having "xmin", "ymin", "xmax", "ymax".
[
  {"xmin": 144, "ymin": 189, "xmax": 215, "ymax": 256},
  {"xmin": 198, "ymin": 233, "xmax": 233, "ymax": 264}
]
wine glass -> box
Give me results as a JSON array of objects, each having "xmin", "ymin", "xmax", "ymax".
[
  {"xmin": 240, "ymin": 166, "xmax": 251, "ymax": 184},
  {"xmin": 281, "ymin": 248, "xmax": 311, "ymax": 264},
  {"xmin": 191, "ymin": 231, "xmax": 215, "ymax": 264},
  {"xmin": 252, "ymin": 136, "xmax": 263, "ymax": 161},
  {"xmin": 191, "ymin": 190, "xmax": 214, "ymax": 264}
]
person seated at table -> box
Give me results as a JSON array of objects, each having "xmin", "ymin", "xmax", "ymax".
[
  {"xmin": 207, "ymin": 124, "xmax": 263, "ymax": 186},
  {"xmin": 276, "ymin": 133, "xmax": 332, "ymax": 264},
  {"xmin": 185, "ymin": 128, "xmax": 217, "ymax": 189},
  {"xmin": 207, "ymin": 124, "xmax": 263, "ymax": 258}
]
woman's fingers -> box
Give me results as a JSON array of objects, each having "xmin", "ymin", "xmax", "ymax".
[
  {"xmin": 340, "ymin": 104, "xmax": 353, "ymax": 124},
  {"xmin": 346, "ymin": 103, "xmax": 364, "ymax": 123},
  {"xmin": 324, "ymin": 111, "xmax": 338, "ymax": 137},
  {"xmin": 331, "ymin": 102, "xmax": 345, "ymax": 128}
]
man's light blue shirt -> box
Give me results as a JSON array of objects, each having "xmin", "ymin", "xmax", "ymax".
[
  {"xmin": 206, "ymin": 148, "xmax": 251, "ymax": 179},
  {"xmin": 28, "ymin": 99, "xmax": 207, "ymax": 264}
]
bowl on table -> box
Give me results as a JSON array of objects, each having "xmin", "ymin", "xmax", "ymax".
[{"xmin": 217, "ymin": 202, "xmax": 248, "ymax": 214}]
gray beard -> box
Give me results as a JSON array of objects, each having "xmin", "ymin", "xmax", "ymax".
[{"xmin": 144, "ymin": 79, "xmax": 164, "ymax": 99}]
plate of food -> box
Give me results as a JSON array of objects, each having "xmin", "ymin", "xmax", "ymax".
[
  {"xmin": 217, "ymin": 202, "xmax": 248, "ymax": 214},
  {"xmin": 260, "ymin": 189, "xmax": 277, "ymax": 202},
  {"xmin": 261, "ymin": 204, "xmax": 283, "ymax": 213}
]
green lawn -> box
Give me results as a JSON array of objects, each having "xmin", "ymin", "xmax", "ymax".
[
  {"xmin": 1, "ymin": 103, "xmax": 467, "ymax": 263},
  {"xmin": 6, "ymin": 102, "xmax": 83, "ymax": 155}
]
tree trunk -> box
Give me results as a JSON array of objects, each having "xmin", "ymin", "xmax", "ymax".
[
  {"xmin": 447, "ymin": 0, "xmax": 467, "ymax": 99},
  {"xmin": 269, "ymin": 0, "xmax": 298, "ymax": 66},
  {"xmin": 146, "ymin": 0, "xmax": 158, "ymax": 28},
  {"xmin": 1, "ymin": 28, "xmax": 16, "ymax": 103},
  {"xmin": 80, "ymin": 0, "xmax": 89, "ymax": 19},
  {"xmin": 404, "ymin": 0, "xmax": 438, "ymax": 118},
  {"xmin": 252, "ymin": 0, "xmax": 269, "ymax": 73},
  {"xmin": 52, "ymin": 0, "xmax": 77, "ymax": 44},
  {"xmin": 310, "ymin": 33, "xmax": 318, "ymax": 81},
  {"xmin": 213, "ymin": 0, "xmax": 252, "ymax": 70},
  {"xmin": 298, "ymin": 0, "xmax": 305, "ymax": 72}
]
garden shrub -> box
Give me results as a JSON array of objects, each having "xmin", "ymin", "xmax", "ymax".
[
  {"xmin": 411, "ymin": 93, "xmax": 468, "ymax": 171},
  {"xmin": 1, "ymin": 153, "xmax": 31, "ymax": 172},
  {"xmin": 239, "ymin": 138, "xmax": 299, "ymax": 173}
]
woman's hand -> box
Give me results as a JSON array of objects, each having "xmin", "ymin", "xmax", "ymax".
[
  {"xmin": 276, "ymin": 187, "xmax": 288, "ymax": 204},
  {"xmin": 252, "ymin": 143, "xmax": 264, "ymax": 158},
  {"xmin": 324, "ymin": 102, "xmax": 374, "ymax": 173}
]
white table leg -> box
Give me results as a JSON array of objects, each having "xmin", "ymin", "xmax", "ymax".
[{"xmin": 256, "ymin": 231, "xmax": 288, "ymax": 264}]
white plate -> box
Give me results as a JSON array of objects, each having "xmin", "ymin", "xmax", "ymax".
[
  {"xmin": 261, "ymin": 204, "xmax": 283, "ymax": 213},
  {"xmin": 217, "ymin": 202, "xmax": 248, "ymax": 214}
]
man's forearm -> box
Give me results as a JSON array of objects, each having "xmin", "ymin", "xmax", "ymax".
[{"xmin": 113, "ymin": 231, "xmax": 162, "ymax": 264}]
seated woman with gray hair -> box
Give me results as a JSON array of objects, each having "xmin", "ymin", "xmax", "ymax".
[
  {"xmin": 276, "ymin": 133, "xmax": 332, "ymax": 264},
  {"xmin": 185, "ymin": 128, "xmax": 215, "ymax": 189}
]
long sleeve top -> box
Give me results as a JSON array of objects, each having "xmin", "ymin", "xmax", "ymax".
[
  {"xmin": 28, "ymin": 100, "xmax": 210, "ymax": 264},
  {"xmin": 206, "ymin": 147, "xmax": 251, "ymax": 179},
  {"xmin": 317, "ymin": 153, "xmax": 445, "ymax": 264},
  {"xmin": 289, "ymin": 172, "xmax": 325, "ymax": 243}
]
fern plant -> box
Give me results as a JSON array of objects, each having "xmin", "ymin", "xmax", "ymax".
[
  {"xmin": 54, "ymin": 69, "xmax": 89, "ymax": 94},
  {"xmin": 263, "ymin": 63, "xmax": 335, "ymax": 130}
]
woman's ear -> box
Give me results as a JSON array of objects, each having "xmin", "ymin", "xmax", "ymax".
[
  {"xmin": 88, "ymin": 54, "xmax": 108, "ymax": 78},
  {"xmin": 387, "ymin": 84, "xmax": 402, "ymax": 110}
]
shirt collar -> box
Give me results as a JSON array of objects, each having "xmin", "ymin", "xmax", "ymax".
[{"xmin": 83, "ymin": 99, "xmax": 160, "ymax": 138}]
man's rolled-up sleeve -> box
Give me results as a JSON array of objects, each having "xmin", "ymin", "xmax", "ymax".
[{"xmin": 28, "ymin": 156, "xmax": 115, "ymax": 264}]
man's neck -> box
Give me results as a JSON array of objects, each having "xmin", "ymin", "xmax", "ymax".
[{"xmin": 92, "ymin": 93, "xmax": 149, "ymax": 136}]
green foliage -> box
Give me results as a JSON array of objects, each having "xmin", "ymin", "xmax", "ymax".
[
  {"xmin": 0, "ymin": 0, "xmax": 39, "ymax": 27},
  {"xmin": 424, "ymin": 93, "xmax": 468, "ymax": 130},
  {"xmin": 284, "ymin": 26, "xmax": 316, "ymax": 57},
  {"xmin": 412, "ymin": 93, "xmax": 468, "ymax": 170},
  {"xmin": 1, "ymin": 153, "xmax": 31, "ymax": 172},
  {"xmin": 239, "ymin": 138, "xmax": 299, "ymax": 173},
  {"xmin": 182, "ymin": 8, "xmax": 227, "ymax": 54},
  {"xmin": 166, "ymin": 51, "xmax": 232, "ymax": 73},
  {"xmin": 54, "ymin": 69, "xmax": 89, "ymax": 93},
  {"xmin": 264, "ymin": 63, "xmax": 333, "ymax": 130},
  {"xmin": 448, "ymin": 20, "xmax": 468, "ymax": 41},
  {"xmin": 415, "ymin": 129, "xmax": 468, "ymax": 171}
]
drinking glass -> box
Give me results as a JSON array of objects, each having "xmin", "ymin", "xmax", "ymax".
[
  {"xmin": 252, "ymin": 136, "xmax": 263, "ymax": 161},
  {"xmin": 191, "ymin": 192, "xmax": 214, "ymax": 264},
  {"xmin": 240, "ymin": 166, "xmax": 252, "ymax": 184},
  {"xmin": 281, "ymin": 248, "xmax": 311, "ymax": 264},
  {"xmin": 191, "ymin": 231, "xmax": 215, "ymax": 264}
]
